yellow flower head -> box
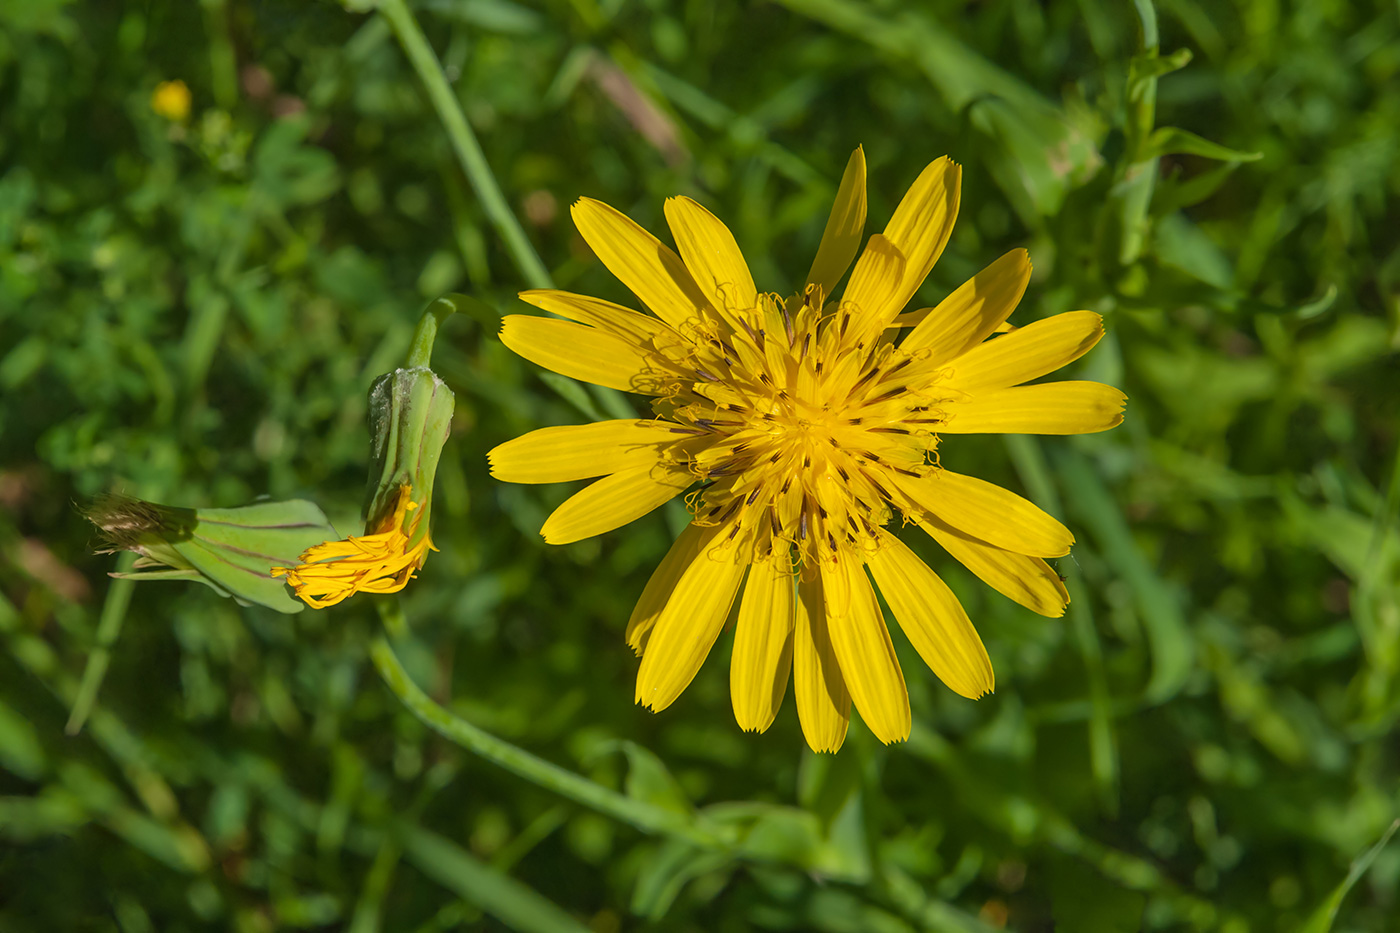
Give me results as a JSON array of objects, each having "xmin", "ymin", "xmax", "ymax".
[
  {"xmin": 490, "ymin": 149, "xmax": 1126, "ymax": 752},
  {"xmin": 272, "ymin": 484, "xmax": 434, "ymax": 609},
  {"xmin": 151, "ymin": 80, "xmax": 192, "ymax": 122}
]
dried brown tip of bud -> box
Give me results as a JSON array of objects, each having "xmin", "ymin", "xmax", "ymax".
[{"xmin": 81, "ymin": 494, "xmax": 196, "ymax": 554}]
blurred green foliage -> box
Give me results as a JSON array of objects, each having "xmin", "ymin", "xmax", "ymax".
[{"xmin": 2, "ymin": 0, "xmax": 1399, "ymax": 931}]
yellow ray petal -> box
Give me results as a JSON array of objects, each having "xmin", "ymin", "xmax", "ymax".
[
  {"xmin": 921, "ymin": 517, "xmax": 1069, "ymax": 617},
  {"xmin": 627, "ymin": 523, "xmax": 714, "ymax": 654},
  {"xmin": 517, "ymin": 289, "xmax": 674, "ymax": 345},
  {"xmin": 487, "ymin": 419, "xmax": 681, "ymax": 484},
  {"xmin": 571, "ymin": 197, "xmax": 712, "ymax": 330},
  {"xmin": 500, "ymin": 315, "xmax": 669, "ymax": 394},
  {"xmin": 540, "ymin": 464, "xmax": 693, "ymax": 545},
  {"xmin": 937, "ymin": 381, "xmax": 1128, "ymax": 435},
  {"xmin": 866, "ymin": 533, "xmax": 994, "ymax": 699},
  {"xmin": 730, "ymin": 558, "xmax": 795, "ymax": 733},
  {"xmin": 793, "ymin": 575, "xmax": 850, "ymax": 753},
  {"xmin": 806, "ymin": 146, "xmax": 868, "ymax": 297},
  {"xmin": 890, "ymin": 468, "xmax": 1073, "ymax": 558},
  {"xmin": 900, "ymin": 249, "xmax": 1031, "ymax": 362},
  {"xmin": 944, "ymin": 310, "xmax": 1104, "ymax": 392},
  {"xmin": 820, "ymin": 556, "xmax": 910, "ymax": 745},
  {"xmin": 635, "ymin": 537, "xmax": 747, "ymax": 712},
  {"xmin": 664, "ymin": 197, "xmax": 757, "ymax": 323},
  {"xmin": 840, "ymin": 234, "xmax": 906, "ymax": 343},
  {"xmin": 858, "ymin": 157, "xmax": 960, "ymax": 328}
]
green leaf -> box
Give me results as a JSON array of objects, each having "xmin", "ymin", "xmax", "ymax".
[
  {"xmin": 1057, "ymin": 448, "xmax": 1194, "ymax": 706},
  {"xmin": 969, "ymin": 96, "xmax": 1104, "ymax": 219},
  {"xmin": 399, "ymin": 824, "xmax": 591, "ymax": 933},
  {"xmin": 725, "ymin": 803, "xmax": 826, "ymax": 867},
  {"xmin": 1146, "ymin": 126, "xmax": 1263, "ymax": 162},
  {"xmin": 1152, "ymin": 160, "xmax": 1242, "ymax": 215},
  {"xmin": 0, "ymin": 699, "xmax": 46, "ymax": 781},
  {"xmin": 590, "ymin": 740, "xmax": 693, "ymax": 817},
  {"xmin": 1298, "ymin": 820, "xmax": 1400, "ymax": 933},
  {"xmin": 1295, "ymin": 284, "xmax": 1339, "ymax": 320},
  {"xmin": 252, "ymin": 116, "xmax": 341, "ymax": 208},
  {"xmin": 630, "ymin": 838, "xmax": 731, "ymax": 920},
  {"xmin": 537, "ymin": 371, "xmax": 606, "ymax": 422}
]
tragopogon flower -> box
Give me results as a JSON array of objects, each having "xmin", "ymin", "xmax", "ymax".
[{"xmin": 490, "ymin": 148, "xmax": 1126, "ymax": 751}]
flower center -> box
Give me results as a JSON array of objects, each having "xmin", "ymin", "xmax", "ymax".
[{"xmin": 656, "ymin": 288, "xmax": 946, "ymax": 573}]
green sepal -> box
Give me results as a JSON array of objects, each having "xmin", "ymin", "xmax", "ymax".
[
  {"xmin": 363, "ymin": 366, "xmax": 455, "ymax": 549},
  {"xmin": 88, "ymin": 496, "xmax": 338, "ymax": 614}
]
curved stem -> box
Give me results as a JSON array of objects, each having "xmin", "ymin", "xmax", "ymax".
[
  {"xmin": 376, "ymin": 0, "xmax": 553, "ymax": 290},
  {"xmin": 404, "ymin": 295, "xmax": 460, "ymax": 369},
  {"xmin": 369, "ymin": 604, "xmax": 723, "ymax": 848}
]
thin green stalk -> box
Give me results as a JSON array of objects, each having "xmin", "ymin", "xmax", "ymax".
[
  {"xmin": 1057, "ymin": 446, "xmax": 1191, "ymax": 705},
  {"xmin": 1117, "ymin": 0, "xmax": 1161, "ymax": 265},
  {"xmin": 348, "ymin": 835, "xmax": 403, "ymax": 933},
  {"xmin": 199, "ymin": 0, "xmax": 239, "ymax": 110},
  {"xmin": 405, "ymin": 294, "xmax": 461, "ymax": 369},
  {"xmin": 376, "ymin": 0, "xmax": 552, "ymax": 290},
  {"xmin": 1064, "ymin": 576, "xmax": 1120, "ymax": 815},
  {"xmin": 1003, "ymin": 434, "xmax": 1063, "ymax": 515},
  {"xmin": 66, "ymin": 551, "xmax": 137, "ymax": 735},
  {"xmin": 369, "ymin": 604, "xmax": 723, "ymax": 848},
  {"xmin": 398, "ymin": 824, "xmax": 590, "ymax": 933},
  {"xmin": 1003, "ymin": 436, "xmax": 1117, "ymax": 811}
]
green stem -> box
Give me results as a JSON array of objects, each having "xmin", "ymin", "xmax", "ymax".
[
  {"xmin": 199, "ymin": 0, "xmax": 239, "ymax": 110},
  {"xmin": 404, "ymin": 295, "xmax": 461, "ymax": 369},
  {"xmin": 1064, "ymin": 576, "xmax": 1119, "ymax": 814},
  {"xmin": 1004, "ymin": 436, "xmax": 1116, "ymax": 811},
  {"xmin": 369, "ymin": 605, "xmax": 722, "ymax": 848},
  {"xmin": 347, "ymin": 834, "xmax": 402, "ymax": 933},
  {"xmin": 1133, "ymin": 0, "xmax": 1159, "ymax": 51},
  {"xmin": 376, "ymin": 0, "xmax": 553, "ymax": 290},
  {"xmin": 66, "ymin": 552, "xmax": 137, "ymax": 735},
  {"xmin": 1118, "ymin": 0, "xmax": 1161, "ymax": 266}
]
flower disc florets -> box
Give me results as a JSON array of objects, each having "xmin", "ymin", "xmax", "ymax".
[{"xmin": 662, "ymin": 285, "xmax": 941, "ymax": 573}]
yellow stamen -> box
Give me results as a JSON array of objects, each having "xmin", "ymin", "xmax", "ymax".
[{"xmin": 272, "ymin": 484, "xmax": 435, "ymax": 609}]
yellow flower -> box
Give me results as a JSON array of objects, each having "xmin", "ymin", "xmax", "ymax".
[
  {"xmin": 272, "ymin": 484, "xmax": 434, "ymax": 609},
  {"xmin": 490, "ymin": 148, "xmax": 1126, "ymax": 751},
  {"xmin": 151, "ymin": 80, "xmax": 192, "ymax": 122}
]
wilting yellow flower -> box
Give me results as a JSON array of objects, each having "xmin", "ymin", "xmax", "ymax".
[
  {"xmin": 490, "ymin": 148, "xmax": 1126, "ymax": 751},
  {"xmin": 274, "ymin": 336, "xmax": 456, "ymax": 610},
  {"xmin": 273, "ymin": 484, "xmax": 434, "ymax": 608},
  {"xmin": 151, "ymin": 80, "xmax": 191, "ymax": 122}
]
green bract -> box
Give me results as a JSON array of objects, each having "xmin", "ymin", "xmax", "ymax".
[
  {"xmin": 84, "ymin": 496, "xmax": 339, "ymax": 614},
  {"xmin": 363, "ymin": 365, "xmax": 455, "ymax": 547}
]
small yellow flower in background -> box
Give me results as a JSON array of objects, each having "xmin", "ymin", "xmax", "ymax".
[
  {"xmin": 490, "ymin": 148, "xmax": 1126, "ymax": 752},
  {"xmin": 151, "ymin": 80, "xmax": 191, "ymax": 122}
]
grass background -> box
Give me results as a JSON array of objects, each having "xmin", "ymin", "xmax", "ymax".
[{"xmin": 2, "ymin": 0, "xmax": 1399, "ymax": 930}]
